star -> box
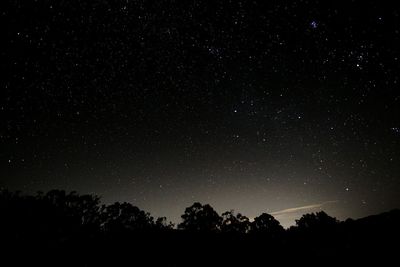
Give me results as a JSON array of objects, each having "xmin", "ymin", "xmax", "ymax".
[
  {"xmin": 310, "ymin": 20, "xmax": 318, "ymax": 29},
  {"xmin": 391, "ymin": 127, "xmax": 400, "ymax": 134}
]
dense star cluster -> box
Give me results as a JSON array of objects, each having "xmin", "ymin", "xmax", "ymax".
[{"xmin": 1, "ymin": 0, "xmax": 400, "ymax": 227}]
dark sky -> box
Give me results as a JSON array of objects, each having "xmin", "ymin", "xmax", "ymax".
[{"xmin": 2, "ymin": 0, "xmax": 400, "ymax": 227}]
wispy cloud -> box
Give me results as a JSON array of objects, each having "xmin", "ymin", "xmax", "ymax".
[{"xmin": 271, "ymin": 201, "xmax": 338, "ymax": 216}]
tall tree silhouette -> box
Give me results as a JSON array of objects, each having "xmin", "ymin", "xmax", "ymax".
[{"xmin": 178, "ymin": 202, "xmax": 222, "ymax": 232}]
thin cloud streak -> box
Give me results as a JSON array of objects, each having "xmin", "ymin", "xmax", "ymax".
[{"xmin": 271, "ymin": 201, "xmax": 338, "ymax": 216}]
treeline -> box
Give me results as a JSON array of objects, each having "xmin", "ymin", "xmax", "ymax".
[
  {"xmin": 1, "ymin": 189, "xmax": 399, "ymax": 266},
  {"xmin": 0, "ymin": 189, "xmax": 337, "ymax": 234}
]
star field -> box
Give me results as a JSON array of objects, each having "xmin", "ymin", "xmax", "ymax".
[{"xmin": 1, "ymin": 0, "xmax": 400, "ymax": 227}]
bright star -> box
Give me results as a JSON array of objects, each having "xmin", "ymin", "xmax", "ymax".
[{"xmin": 310, "ymin": 20, "xmax": 318, "ymax": 29}]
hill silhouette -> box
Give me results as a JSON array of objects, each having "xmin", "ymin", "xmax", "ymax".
[{"xmin": 1, "ymin": 189, "xmax": 399, "ymax": 266}]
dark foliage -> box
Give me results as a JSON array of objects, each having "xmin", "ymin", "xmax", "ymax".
[
  {"xmin": 220, "ymin": 210, "xmax": 251, "ymax": 234},
  {"xmin": 178, "ymin": 202, "xmax": 222, "ymax": 232},
  {"xmin": 295, "ymin": 211, "xmax": 339, "ymax": 230},
  {"xmin": 1, "ymin": 189, "xmax": 399, "ymax": 266},
  {"xmin": 251, "ymin": 212, "xmax": 284, "ymax": 235}
]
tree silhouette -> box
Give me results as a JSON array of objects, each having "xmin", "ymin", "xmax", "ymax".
[
  {"xmin": 251, "ymin": 213, "xmax": 284, "ymax": 236},
  {"xmin": 101, "ymin": 202, "xmax": 154, "ymax": 233},
  {"xmin": 0, "ymin": 188, "xmax": 104, "ymax": 248},
  {"xmin": 1, "ymin": 188, "xmax": 399, "ymax": 266},
  {"xmin": 40, "ymin": 190, "xmax": 102, "ymax": 232},
  {"xmin": 178, "ymin": 202, "xmax": 222, "ymax": 232},
  {"xmin": 221, "ymin": 210, "xmax": 251, "ymax": 234},
  {"xmin": 155, "ymin": 216, "xmax": 174, "ymax": 230},
  {"xmin": 295, "ymin": 211, "xmax": 338, "ymax": 230}
]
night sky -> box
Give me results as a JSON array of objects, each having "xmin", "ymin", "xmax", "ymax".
[{"xmin": 2, "ymin": 0, "xmax": 400, "ymax": 227}]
